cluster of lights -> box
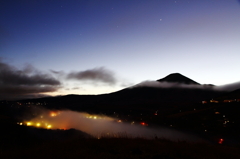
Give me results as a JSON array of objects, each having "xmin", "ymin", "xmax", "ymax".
[
  {"xmin": 86, "ymin": 115, "xmax": 99, "ymax": 119},
  {"xmin": 84, "ymin": 114, "xmax": 112, "ymax": 120},
  {"xmin": 27, "ymin": 121, "xmax": 52, "ymax": 129},
  {"xmin": 17, "ymin": 112, "xmax": 111, "ymax": 130},
  {"xmin": 16, "ymin": 111, "xmax": 60, "ymax": 129},
  {"xmin": 17, "ymin": 110, "xmax": 149, "ymax": 134},
  {"xmin": 17, "ymin": 121, "xmax": 52, "ymax": 129}
]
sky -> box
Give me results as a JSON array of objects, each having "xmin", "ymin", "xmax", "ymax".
[{"xmin": 1, "ymin": 0, "xmax": 240, "ymax": 100}]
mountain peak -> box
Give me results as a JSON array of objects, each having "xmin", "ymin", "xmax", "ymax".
[{"xmin": 157, "ymin": 73, "xmax": 200, "ymax": 85}]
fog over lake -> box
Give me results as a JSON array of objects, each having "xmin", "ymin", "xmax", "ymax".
[{"xmin": 22, "ymin": 108, "xmax": 207, "ymax": 142}]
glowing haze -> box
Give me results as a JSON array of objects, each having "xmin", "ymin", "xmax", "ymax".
[
  {"xmin": 20, "ymin": 108, "xmax": 205, "ymax": 142},
  {"xmin": 1, "ymin": 0, "xmax": 240, "ymax": 99}
]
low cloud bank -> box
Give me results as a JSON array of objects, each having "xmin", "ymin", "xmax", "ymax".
[
  {"xmin": 131, "ymin": 80, "xmax": 240, "ymax": 92},
  {"xmin": 132, "ymin": 81, "xmax": 214, "ymax": 90},
  {"xmin": 21, "ymin": 108, "xmax": 206, "ymax": 142},
  {"xmin": 216, "ymin": 82, "xmax": 240, "ymax": 91}
]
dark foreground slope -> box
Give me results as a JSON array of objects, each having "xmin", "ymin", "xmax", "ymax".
[
  {"xmin": 1, "ymin": 136, "xmax": 240, "ymax": 159},
  {"xmin": 2, "ymin": 115, "xmax": 240, "ymax": 159}
]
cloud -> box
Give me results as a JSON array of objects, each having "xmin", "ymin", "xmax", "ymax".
[
  {"xmin": 131, "ymin": 80, "xmax": 214, "ymax": 90},
  {"xmin": 50, "ymin": 69, "xmax": 64, "ymax": 76},
  {"xmin": 131, "ymin": 80, "xmax": 240, "ymax": 92},
  {"xmin": 0, "ymin": 85, "xmax": 58, "ymax": 100},
  {"xmin": 216, "ymin": 82, "xmax": 240, "ymax": 92},
  {"xmin": 0, "ymin": 63, "xmax": 60, "ymax": 86},
  {"xmin": 0, "ymin": 60, "xmax": 61, "ymax": 100},
  {"xmin": 72, "ymin": 87, "xmax": 81, "ymax": 90},
  {"xmin": 67, "ymin": 67, "xmax": 117, "ymax": 85}
]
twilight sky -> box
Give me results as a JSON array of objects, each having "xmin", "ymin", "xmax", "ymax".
[{"xmin": 1, "ymin": 0, "xmax": 240, "ymax": 99}]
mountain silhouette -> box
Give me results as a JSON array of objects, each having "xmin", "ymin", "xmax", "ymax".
[
  {"xmin": 157, "ymin": 73, "xmax": 200, "ymax": 85},
  {"xmin": 15, "ymin": 73, "xmax": 226, "ymax": 111}
]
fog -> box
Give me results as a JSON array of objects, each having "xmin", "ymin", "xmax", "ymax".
[
  {"xmin": 132, "ymin": 81, "xmax": 208, "ymax": 89},
  {"xmin": 132, "ymin": 80, "xmax": 240, "ymax": 92},
  {"xmin": 21, "ymin": 108, "xmax": 206, "ymax": 142},
  {"xmin": 216, "ymin": 82, "xmax": 240, "ymax": 91}
]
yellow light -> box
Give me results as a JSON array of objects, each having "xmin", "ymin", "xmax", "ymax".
[
  {"xmin": 47, "ymin": 125, "xmax": 52, "ymax": 129},
  {"xmin": 36, "ymin": 123, "xmax": 41, "ymax": 127},
  {"xmin": 50, "ymin": 112, "xmax": 57, "ymax": 117},
  {"xmin": 19, "ymin": 122, "xmax": 23, "ymax": 125},
  {"xmin": 27, "ymin": 122, "xmax": 32, "ymax": 126},
  {"xmin": 93, "ymin": 116, "xmax": 97, "ymax": 119}
]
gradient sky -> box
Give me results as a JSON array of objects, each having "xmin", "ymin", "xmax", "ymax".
[{"xmin": 1, "ymin": 0, "xmax": 240, "ymax": 99}]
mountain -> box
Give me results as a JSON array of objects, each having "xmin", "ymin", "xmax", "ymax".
[
  {"xmin": 12, "ymin": 73, "xmax": 227, "ymax": 112},
  {"xmin": 102, "ymin": 73, "xmax": 225, "ymax": 109},
  {"xmin": 157, "ymin": 73, "xmax": 200, "ymax": 85}
]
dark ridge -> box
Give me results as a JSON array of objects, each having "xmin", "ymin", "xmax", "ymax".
[
  {"xmin": 215, "ymin": 88, "xmax": 240, "ymax": 100},
  {"xmin": 203, "ymin": 84, "xmax": 215, "ymax": 87},
  {"xmin": 157, "ymin": 73, "xmax": 200, "ymax": 85}
]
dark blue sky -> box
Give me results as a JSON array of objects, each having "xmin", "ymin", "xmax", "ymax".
[{"xmin": 1, "ymin": 0, "xmax": 240, "ymax": 99}]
